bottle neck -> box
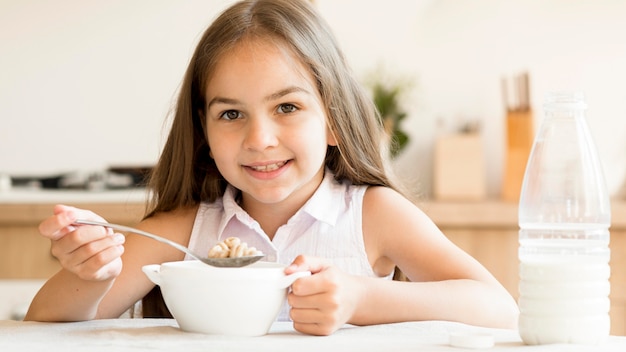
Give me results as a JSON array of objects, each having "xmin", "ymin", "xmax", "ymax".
[{"xmin": 543, "ymin": 92, "xmax": 588, "ymax": 115}]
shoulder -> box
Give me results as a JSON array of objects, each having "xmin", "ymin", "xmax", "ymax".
[
  {"xmin": 361, "ymin": 186, "xmax": 428, "ymax": 274},
  {"xmin": 363, "ymin": 186, "xmax": 417, "ymax": 236},
  {"xmin": 362, "ymin": 186, "xmax": 441, "ymax": 254},
  {"xmin": 363, "ymin": 186, "xmax": 414, "ymax": 213},
  {"xmin": 363, "ymin": 186, "xmax": 437, "ymax": 230}
]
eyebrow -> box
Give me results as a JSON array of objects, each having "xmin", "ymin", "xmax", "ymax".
[
  {"xmin": 265, "ymin": 86, "xmax": 310, "ymax": 101},
  {"xmin": 206, "ymin": 86, "xmax": 311, "ymax": 109}
]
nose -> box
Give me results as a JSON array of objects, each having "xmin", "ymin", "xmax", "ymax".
[{"xmin": 242, "ymin": 114, "xmax": 279, "ymax": 151}]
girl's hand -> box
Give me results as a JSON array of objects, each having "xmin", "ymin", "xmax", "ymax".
[
  {"xmin": 38, "ymin": 204, "xmax": 125, "ymax": 281},
  {"xmin": 285, "ymin": 255, "xmax": 365, "ymax": 336}
]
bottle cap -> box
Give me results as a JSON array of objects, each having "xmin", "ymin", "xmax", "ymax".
[{"xmin": 449, "ymin": 332, "xmax": 494, "ymax": 349}]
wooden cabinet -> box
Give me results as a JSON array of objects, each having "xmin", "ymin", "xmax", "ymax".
[
  {"xmin": 0, "ymin": 202, "xmax": 145, "ymax": 279},
  {"xmin": 1, "ymin": 198, "xmax": 624, "ymax": 335},
  {"xmin": 420, "ymin": 200, "xmax": 626, "ymax": 336}
]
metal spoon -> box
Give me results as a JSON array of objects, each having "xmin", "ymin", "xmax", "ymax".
[{"xmin": 73, "ymin": 219, "xmax": 264, "ymax": 268}]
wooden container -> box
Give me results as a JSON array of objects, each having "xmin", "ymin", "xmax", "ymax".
[
  {"xmin": 433, "ymin": 133, "xmax": 486, "ymax": 200},
  {"xmin": 501, "ymin": 110, "xmax": 534, "ymax": 201}
]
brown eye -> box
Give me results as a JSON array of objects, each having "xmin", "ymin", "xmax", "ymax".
[
  {"xmin": 220, "ymin": 110, "xmax": 242, "ymax": 120},
  {"xmin": 277, "ymin": 103, "xmax": 297, "ymax": 114}
]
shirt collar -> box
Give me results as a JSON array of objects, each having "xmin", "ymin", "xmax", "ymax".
[
  {"xmin": 299, "ymin": 170, "xmax": 341, "ymax": 226},
  {"xmin": 216, "ymin": 186, "xmax": 261, "ymax": 241},
  {"xmin": 217, "ymin": 169, "xmax": 342, "ymax": 238}
]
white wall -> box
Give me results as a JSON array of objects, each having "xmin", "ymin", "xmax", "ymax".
[
  {"xmin": 2, "ymin": 0, "xmax": 626, "ymax": 197},
  {"xmin": 0, "ymin": 0, "xmax": 236, "ymax": 173}
]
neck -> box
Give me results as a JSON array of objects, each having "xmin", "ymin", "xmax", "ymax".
[
  {"xmin": 239, "ymin": 168, "xmax": 326, "ymax": 239},
  {"xmin": 245, "ymin": 202, "xmax": 294, "ymax": 240}
]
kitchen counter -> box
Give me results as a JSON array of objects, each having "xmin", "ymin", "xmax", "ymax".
[
  {"xmin": 418, "ymin": 198, "xmax": 626, "ymax": 229},
  {"xmin": 0, "ymin": 197, "xmax": 146, "ymax": 280},
  {"xmin": 0, "ymin": 187, "xmax": 148, "ymax": 204},
  {"xmin": 1, "ymin": 197, "xmax": 625, "ymax": 335}
]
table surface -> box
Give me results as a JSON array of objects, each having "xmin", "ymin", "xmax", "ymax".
[{"xmin": 1, "ymin": 319, "xmax": 625, "ymax": 352}]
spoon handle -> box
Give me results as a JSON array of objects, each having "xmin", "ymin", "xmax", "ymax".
[{"xmin": 73, "ymin": 219, "xmax": 202, "ymax": 261}]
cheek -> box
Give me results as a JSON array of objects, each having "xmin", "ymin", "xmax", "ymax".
[
  {"xmin": 206, "ymin": 132, "xmax": 230, "ymax": 162},
  {"xmin": 297, "ymin": 124, "xmax": 331, "ymax": 159},
  {"xmin": 206, "ymin": 143, "xmax": 233, "ymax": 177}
]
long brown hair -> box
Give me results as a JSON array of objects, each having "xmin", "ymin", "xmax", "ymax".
[
  {"xmin": 145, "ymin": 0, "xmax": 401, "ymax": 218},
  {"xmin": 142, "ymin": 0, "xmax": 403, "ymax": 317}
]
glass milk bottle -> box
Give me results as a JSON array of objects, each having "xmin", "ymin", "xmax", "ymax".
[{"xmin": 517, "ymin": 92, "xmax": 611, "ymax": 345}]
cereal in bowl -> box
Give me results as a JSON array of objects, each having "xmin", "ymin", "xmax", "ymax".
[{"xmin": 208, "ymin": 237, "xmax": 262, "ymax": 258}]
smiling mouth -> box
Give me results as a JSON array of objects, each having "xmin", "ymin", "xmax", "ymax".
[{"xmin": 247, "ymin": 160, "xmax": 288, "ymax": 172}]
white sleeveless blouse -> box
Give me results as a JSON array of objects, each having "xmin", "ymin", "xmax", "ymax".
[{"xmin": 184, "ymin": 171, "xmax": 392, "ymax": 320}]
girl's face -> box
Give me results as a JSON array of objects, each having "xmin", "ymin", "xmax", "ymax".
[{"xmin": 204, "ymin": 38, "xmax": 335, "ymax": 210}]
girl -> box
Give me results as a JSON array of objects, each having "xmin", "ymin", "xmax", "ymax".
[{"xmin": 25, "ymin": 0, "xmax": 518, "ymax": 335}]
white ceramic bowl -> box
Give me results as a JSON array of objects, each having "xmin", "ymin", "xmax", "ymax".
[{"xmin": 142, "ymin": 260, "xmax": 309, "ymax": 336}]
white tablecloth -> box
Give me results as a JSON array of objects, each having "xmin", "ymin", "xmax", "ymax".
[{"xmin": 1, "ymin": 319, "xmax": 625, "ymax": 352}]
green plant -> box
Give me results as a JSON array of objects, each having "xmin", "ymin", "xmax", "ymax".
[{"xmin": 367, "ymin": 71, "xmax": 412, "ymax": 158}]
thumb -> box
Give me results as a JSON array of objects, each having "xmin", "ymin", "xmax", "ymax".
[
  {"xmin": 285, "ymin": 255, "xmax": 330, "ymax": 275},
  {"xmin": 53, "ymin": 204, "xmax": 78, "ymax": 216}
]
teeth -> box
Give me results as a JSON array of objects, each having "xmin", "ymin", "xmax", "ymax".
[{"xmin": 249, "ymin": 161, "xmax": 286, "ymax": 172}]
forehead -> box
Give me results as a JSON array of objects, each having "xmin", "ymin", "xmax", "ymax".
[{"xmin": 205, "ymin": 37, "xmax": 316, "ymax": 93}]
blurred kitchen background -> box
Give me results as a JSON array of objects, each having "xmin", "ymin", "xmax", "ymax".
[
  {"xmin": 2, "ymin": 0, "xmax": 626, "ymax": 328},
  {"xmin": 1, "ymin": 0, "xmax": 626, "ymax": 198}
]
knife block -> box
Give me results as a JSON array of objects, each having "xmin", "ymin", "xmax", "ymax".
[{"xmin": 501, "ymin": 110, "xmax": 534, "ymax": 201}]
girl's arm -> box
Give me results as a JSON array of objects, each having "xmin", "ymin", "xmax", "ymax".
[
  {"xmin": 24, "ymin": 204, "xmax": 197, "ymax": 322},
  {"xmin": 358, "ymin": 186, "xmax": 518, "ymax": 327},
  {"xmin": 286, "ymin": 186, "xmax": 518, "ymax": 335}
]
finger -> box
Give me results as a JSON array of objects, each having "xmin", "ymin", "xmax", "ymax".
[
  {"xmin": 75, "ymin": 232, "xmax": 126, "ymax": 264},
  {"xmin": 53, "ymin": 204, "xmax": 77, "ymax": 215},
  {"xmin": 292, "ymin": 319, "xmax": 336, "ymax": 336},
  {"xmin": 45, "ymin": 205, "xmax": 115, "ymax": 240},
  {"xmin": 290, "ymin": 304, "xmax": 343, "ymax": 336},
  {"xmin": 76, "ymin": 251, "xmax": 124, "ymax": 282},
  {"xmin": 285, "ymin": 255, "xmax": 330, "ymax": 275},
  {"xmin": 290, "ymin": 307, "xmax": 325, "ymax": 324},
  {"xmin": 288, "ymin": 283, "xmax": 342, "ymax": 313},
  {"xmin": 61, "ymin": 224, "xmax": 112, "ymax": 249},
  {"xmin": 290, "ymin": 267, "xmax": 341, "ymax": 297},
  {"xmin": 56, "ymin": 233, "xmax": 125, "ymax": 277},
  {"xmin": 77, "ymin": 240, "xmax": 125, "ymax": 271},
  {"xmin": 41, "ymin": 205, "xmax": 103, "ymax": 240},
  {"xmin": 39, "ymin": 209, "xmax": 78, "ymax": 240},
  {"xmin": 68, "ymin": 207, "xmax": 114, "ymax": 235},
  {"xmin": 53, "ymin": 204, "xmax": 110, "ymax": 224},
  {"xmin": 288, "ymin": 290, "xmax": 326, "ymax": 310},
  {"xmin": 51, "ymin": 227, "xmax": 122, "ymax": 265}
]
